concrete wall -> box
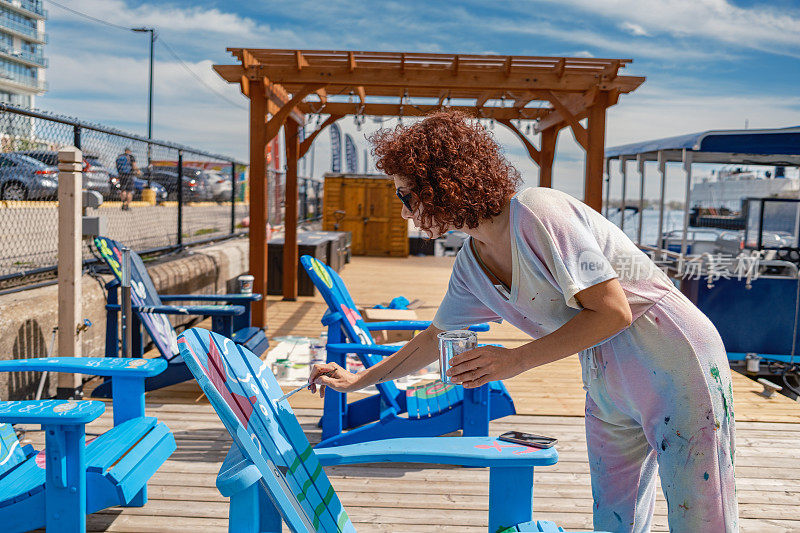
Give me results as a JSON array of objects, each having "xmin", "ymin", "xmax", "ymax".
[{"xmin": 0, "ymin": 237, "xmax": 249, "ymax": 400}]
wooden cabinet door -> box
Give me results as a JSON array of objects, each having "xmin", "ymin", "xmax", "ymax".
[
  {"xmin": 363, "ymin": 181, "xmax": 393, "ymax": 255},
  {"xmin": 338, "ymin": 180, "xmax": 367, "ymax": 255}
]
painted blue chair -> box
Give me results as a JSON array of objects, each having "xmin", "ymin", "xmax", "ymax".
[
  {"xmin": 299, "ymin": 255, "xmax": 516, "ymax": 447},
  {"xmin": 0, "ymin": 357, "xmax": 176, "ymax": 532},
  {"xmin": 92, "ymin": 235, "xmax": 268, "ymax": 397},
  {"xmin": 177, "ymin": 327, "xmax": 595, "ymax": 533}
]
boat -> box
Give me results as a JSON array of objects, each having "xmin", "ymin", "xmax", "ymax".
[{"xmin": 606, "ymin": 126, "xmax": 800, "ymax": 400}]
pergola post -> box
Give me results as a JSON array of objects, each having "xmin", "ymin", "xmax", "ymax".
[
  {"xmin": 249, "ymin": 79, "xmax": 269, "ymax": 328},
  {"xmin": 584, "ymin": 92, "xmax": 609, "ymax": 212},
  {"xmin": 539, "ymin": 127, "xmax": 559, "ymax": 188},
  {"xmin": 283, "ymin": 120, "xmax": 301, "ymax": 301}
]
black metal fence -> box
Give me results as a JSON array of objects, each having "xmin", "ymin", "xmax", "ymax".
[
  {"xmin": 0, "ymin": 104, "xmax": 249, "ymax": 289},
  {"xmin": 0, "ymin": 104, "xmax": 325, "ymax": 291}
]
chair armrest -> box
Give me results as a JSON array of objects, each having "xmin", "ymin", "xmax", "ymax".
[
  {"xmin": 216, "ymin": 444, "xmax": 262, "ymax": 497},
  {"xmin": 106, "ymin": 303, "xmax": 245, "ymax": 317},
  {"xmin": 363, "ymin": 320, "xmax": 431, "ymax": 331},
  {"xmin": 363, "ymin": 321, "xmax": 490, "ymax": 332},
  {"xmin": 0, "ymin": 357, "xmax": 167, "ymax": 378},
  {"xmin": 0, "ymin": 399, "xmax": 105, "ymax": 425},
  {"xmin": 160, "ymin": 293, "xmax": 262, "ymax": 303},
  {"xmin": 325, "ymin": 343, "xmax": 400, "ymax": 357},
  {"xmin": 315, "ymin": 436, "xmax": 558, "ymax": 468}
]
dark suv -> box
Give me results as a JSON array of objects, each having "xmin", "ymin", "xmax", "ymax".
[{"xmin": 141, "ymin": 168, "xmax": 206, "ymax": 201}]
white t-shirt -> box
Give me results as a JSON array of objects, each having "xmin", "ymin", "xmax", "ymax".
[{"xmin": 432, "ymin": 187, "xmax": 676, "ymax": 341}]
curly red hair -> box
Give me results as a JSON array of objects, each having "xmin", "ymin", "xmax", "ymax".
[{"xmin": 370, "ymin": 111, "xmax": 520, "ymax": 234}]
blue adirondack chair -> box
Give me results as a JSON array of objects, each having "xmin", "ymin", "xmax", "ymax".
[
  {"xmin": 92, "ymin": 235, "xmax": 268, "ymax": 397},
  {"xmin": 0, "ymin": 357, "xmax": 176, "ymax": 532},
  {"xmin": 299, "ymin": 255, "xmax": 516, "ymax": 447},
  {"xmin": 177, "ymin": 327, "xmax": 597, "ymax": 533}
]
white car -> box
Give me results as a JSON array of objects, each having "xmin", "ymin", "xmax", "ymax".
[{"xmin": 200, "ymin": 170, "xmax": 233, "ymax": 202}]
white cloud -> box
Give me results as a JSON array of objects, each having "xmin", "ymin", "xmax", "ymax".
[
  {"xmin": 620, "ymin": 22, "xmax": 649, "ymax": 37},
  {"xmin": 533, "ymin": 0, "xmax": 800, "ymax": 58},
  {"xmin": 65, "ymin": 0, "xmax": 260, "ymax": 37}
]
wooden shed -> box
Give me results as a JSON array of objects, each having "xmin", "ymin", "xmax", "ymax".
[{"xmin": 322, "ymin": 173, "xmax": 409, "ymax": 257}]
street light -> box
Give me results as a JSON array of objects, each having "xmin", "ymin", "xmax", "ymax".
[{"xmin": 131, "ymin": 27, "xmax": 156, "ymax": 142}]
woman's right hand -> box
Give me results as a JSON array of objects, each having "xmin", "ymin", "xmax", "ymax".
[{"xmin": 308, "ymin": 362, "xmax": 361, "ymax": 398}]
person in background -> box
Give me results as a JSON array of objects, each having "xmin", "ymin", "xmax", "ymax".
[
  {"xmin": 115, "ymin": 147, "xmax": 138, "ymax": 210},
  {"xmin": 309, "ymin": 111, "xmax": 739, "ymax": 533}
]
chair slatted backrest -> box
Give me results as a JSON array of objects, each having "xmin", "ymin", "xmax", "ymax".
[
  {"xmin": 177, "ymin": 328, "xmax": 354, "ymax": 533},
  {"xmin": 0, "ymin": 423, "xmax": 26, "ymax": 476},
  {"xmin": 300, "ymin": 256, "xmax": 404, "ymax": 401},
  {"xmin": 94, "ymin": 236, "xmax": 180, "ymax": 361}
]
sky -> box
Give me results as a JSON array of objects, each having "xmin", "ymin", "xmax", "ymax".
[{"xmin": 41, "ymin": 0, "xmax": 800, "ymax": 202}]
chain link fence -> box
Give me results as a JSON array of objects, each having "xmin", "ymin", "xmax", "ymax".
[{"xmin": 0, "ymin": 104, "xmax": 250, "ymax": 290}]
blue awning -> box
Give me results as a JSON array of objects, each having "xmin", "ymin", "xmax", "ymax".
[{"xmin": 606, "ymin": 126, "xmax": 800, "ymax": 165}]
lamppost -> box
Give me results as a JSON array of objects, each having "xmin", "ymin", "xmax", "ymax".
[{"xmin": 132, "ymin": 27, "xmax": 156, "ymax": 164}]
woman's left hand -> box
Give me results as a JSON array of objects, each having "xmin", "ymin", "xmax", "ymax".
[{"xmin": 447, "ymin": 345, "xmax": 524, "ymax": 388}]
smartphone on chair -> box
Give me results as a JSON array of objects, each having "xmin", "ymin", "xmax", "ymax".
[{"xmin": 498, "ymin": 431, "xmax": 558, "ymax": 449}]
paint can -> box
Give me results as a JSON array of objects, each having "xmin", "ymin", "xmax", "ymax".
[
  {"xmin": 238, "ymin": 274, "xmax": 254, "ymax": 295},
  {"xmin": 437, "ymin": 330, "xmax": 477, "ymax": 384},
  {"xmin": 745, "ymin": 352, "xmax": 761, "ymax": 374}
]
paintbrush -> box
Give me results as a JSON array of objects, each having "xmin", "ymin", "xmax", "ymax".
[{"xmin": 277, "ymin": 370, "xmax": 335, "ymax": 402}]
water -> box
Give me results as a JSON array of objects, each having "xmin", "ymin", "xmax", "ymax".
[{"xmin": 606, "ymin": 208, "xmax": 688, "ymax": 246}]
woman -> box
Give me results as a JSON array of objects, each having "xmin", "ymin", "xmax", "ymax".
[{"xmin": 309, "ymin": 111, "xmax": 738, "ymax": 533}]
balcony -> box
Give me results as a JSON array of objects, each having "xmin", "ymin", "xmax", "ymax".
[
  {"xmin": 0, "ymin": 0, "xmax": 45, "ymax": 19},
  {"xmin": 0, "ymin": 17, "xmax": 45, "ymax": 43},
  {"xmin": 0, "ymin": 69, "xmax": 46, "ymax": 91},
  {"xmin": 0, "ymin": 43, "xmax": 45, "ymax": 67}
]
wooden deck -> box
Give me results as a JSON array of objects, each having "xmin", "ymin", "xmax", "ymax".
[{"xmin": 25, "ymin": 256, "xmax": 800, "ymax": 531}]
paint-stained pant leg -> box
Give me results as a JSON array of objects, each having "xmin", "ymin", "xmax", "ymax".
[
  {"xmin": 624, "ymin": 290, "xmax": 738, "ymax": 532},
  {"xmin": 584, "ymin": 390, "xmax": 658, "ymax": 533},
  {"xmin": 591, "ymin": 289, "xmax": 738, "ymax": 532}
]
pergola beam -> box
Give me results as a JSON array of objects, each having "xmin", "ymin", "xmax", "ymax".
[
  {"xmin": 296, "ymin": 102, "xmax": 548, "ymax": 120},
  {"xmin": 498, "ymin": 119, "xmax": 541, "ymax": 166},
  {"xmin": 298, "ymin": 114, "xmax": 343, "ymax": 158},
  {"xmin": 475, "ymin": 91, "xmax": 493, "ymax": 109},
  {"xmin": 543, "ymin": 91, "xmax": 588, "ymax": 148},
  {"xmin": 242, "ymin": 66, "xmax": 644, "ymax": 94},
  {"xmin": 213, "ymin": 65, "xmax": 306, "ymax": 123},
  {"xmin": 536, "ymin": 91, "xmax": 593, "ymax": 132},
  {"xmin": 265, "ymin": 84, "xmax": 323, "ymax": 144}
]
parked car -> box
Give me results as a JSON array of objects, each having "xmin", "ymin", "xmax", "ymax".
[
  {"xmin": 140, "ymin": 168, "xmax": 206, "ymax": 201},
  {"xmin": 0, "ymin": 153, "xmax": 59, "ymax": 200},
  {"xmin": 198, "ymin": 170, "xmax": 232, "ymax": 202},
  {"xmin": 17, "ymin": 150, "xmax": 111, "ymax": 197},
  {"xmin": 108, "ymin": 172, "xmax": 168, "ymax": 203}
]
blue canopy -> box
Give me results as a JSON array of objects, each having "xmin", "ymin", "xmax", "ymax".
[{"xmin": 606, "ymin": 126, "xmax": 800, "ymax": 165}]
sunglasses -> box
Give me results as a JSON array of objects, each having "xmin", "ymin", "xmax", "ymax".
[{"xmin": 396, "ymin": 188, "xmax": 414, "ymax": 211}]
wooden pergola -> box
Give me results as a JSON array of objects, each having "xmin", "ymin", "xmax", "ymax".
[{"xmin": 214, "ymin": 49, "xmax": 645, "ymax": 327}]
